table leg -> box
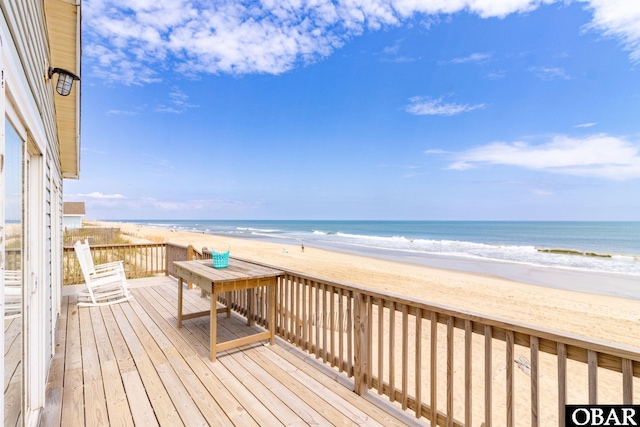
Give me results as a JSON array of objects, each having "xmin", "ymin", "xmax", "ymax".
[
  {"xmin": 226, "ymin": 291, "xmax": 232, "ymax": 318},
  {"xmin": 177, "ymin": 277, "xmax": 183, "ymax": 328},
  {"xmin": 269, "ymin": 283, "xmax": 276, "ymax": 345},
  {"xmin": 211, "ymin": 290, "xmax": 217, "ymax": 362}
]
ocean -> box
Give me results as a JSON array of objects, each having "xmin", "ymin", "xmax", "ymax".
[{"xmin": 121, "ymin": 220, "xmax": 640, "ymax": 277}]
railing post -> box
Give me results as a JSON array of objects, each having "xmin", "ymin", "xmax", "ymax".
[
  {"xmin": 353, "ymin": 291, "xmax": 368, "ymax": 395},
  {"xmin": 165, "ymin": 243, "xmax": 170, "ymax": 276},
  {"xmin": 187, "ymin": 245, "xmax": 195, "ymax": 289}
]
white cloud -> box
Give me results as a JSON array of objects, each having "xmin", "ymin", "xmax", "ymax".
[
  {"xmin": 582, "ymin": 0, "xmax": 640, "ymax": 62},
  {"xmin": 391, "ymin": 0, "xmax": 547, "ymax": 19},
  {"xmin": 435, "ymin": 134, "xmax": 640, "ymax": 180},
  {"xmin": 424, "ymin": 148, "xmax": 448, "ymax": 154},
  {"xmin": 107, "ymin": 110, "xmax": 139, "ymax": 116},
  {"xmin": 575, "ymin": 122, "xmax": 597, "ymax": 128},
  {"xmin": 377, "ymin": 39, "xmax": 419, "ymax": 62},
  {"xmin": 529, "ymin": 66, "xmax": 572, "ymax": 80},
  {"xmin": 83, "ymin": 0, "xmax": 640, "ymax": 84},
  {"xmin": 485, "ymin": 70, "xmax": 507, "ymax": 80},
  {"xmin": 447, "ymin": 52, "xmax": 493, "ymax": 64},
  {"xmin": 73, "ymin": 192, "xmax": 127, "ymax": 199},
  {"xmin": 383, "ymin": 56, "xmax": 418, "ymax": 63},
  {"xmin": 381, "ymin": 39, "xmax": 402, "ymax": 55},
  {"xmin": 447, "ymin": 161, "xmax": 475, "ymax": 170},
  {"xmin": 155, "ymin": 87, "xmax": 198, "ymax": 114},
  {"xmin": 406, "ymin": 96, "xmax": 486, "ymax": 116}
]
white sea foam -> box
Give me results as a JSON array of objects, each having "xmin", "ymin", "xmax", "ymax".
[
  {"xmin": 237, "ymin": 227, "xmax": 280, "ymax": 233},
  {"xmin": 308, "ymin": 231, "xmax": 640, "ymax": 276}
]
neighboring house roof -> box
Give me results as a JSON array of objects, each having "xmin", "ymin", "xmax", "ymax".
[{"xmin": 63, "ymin": 202, "xmax": 85, "ymax": 215}]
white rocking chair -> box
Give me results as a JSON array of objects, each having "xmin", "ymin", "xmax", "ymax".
[
  {"xmin": 4, "ymin": 270, "xmax": 21, "ymax": 319},
  {"xmin": 73, "ymin": 240, "xmax": 132, "ymax": 306}
]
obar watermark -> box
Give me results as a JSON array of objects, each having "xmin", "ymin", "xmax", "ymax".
[{"xmin": 567, "ymin": 406, "xmax": 640, "ymax": 426}]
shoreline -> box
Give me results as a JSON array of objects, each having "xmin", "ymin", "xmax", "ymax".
[
  {"xmin": 204, "ymin": 231, "xmax": 640, "ymax": 301},
  {"xmin": 90, "ymin": 220, "xmax": 640, "ymax": 348},
  {"xmin": 336, "ymin": 244, "xmax": 640, "ymax": 301}
]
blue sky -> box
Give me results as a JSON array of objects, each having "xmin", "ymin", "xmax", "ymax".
[{"xmin": 67, "ymin": 0, "xmax": 640, "ymax": 220}]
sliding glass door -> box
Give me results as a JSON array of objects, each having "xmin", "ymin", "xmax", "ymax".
[{"xmin": 4, "ymin": 118, "xmax": 23, "ymax": 426}]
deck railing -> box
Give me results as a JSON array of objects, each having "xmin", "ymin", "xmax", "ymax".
[
  {"xmin": 61, "ymin": 242, "xmax": 640, "ymax": 426},
  {"xmin": 270, "ymin": 270, "xmax": 640, "ymax": 427},
  {"xmin": 62, "ymin": 242, "xmax": 200, "ymax": 285}
]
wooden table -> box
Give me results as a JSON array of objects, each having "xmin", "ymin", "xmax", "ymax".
[{"xmin": 174, "ymin": 258, "xmax": 284, "ymax": 361}]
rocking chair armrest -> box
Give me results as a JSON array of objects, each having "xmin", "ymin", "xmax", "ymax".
[
  {"xmin": 94, "ymin": 261, "xmax": 124, "ymax": 270},
  {"xmin": 93, "ymin": 263, "xmax": 124, "ymax": 274},
  {"xmin": 90, "ymin": 269, "xmax": 125, "ymax": 281}
]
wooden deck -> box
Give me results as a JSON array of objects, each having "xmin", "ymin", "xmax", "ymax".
[{"xmin": 41, "ymin": 276, "xmax": 425, "ymax": 426}]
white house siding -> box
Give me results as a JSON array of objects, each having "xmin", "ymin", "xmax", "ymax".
[
  {"xmin": 62, "ymin": 215, "xmax": 82, "ymax": 229},
  {"xmin": 1, "ymin": 0, "xmax": 75, "ymax": 425}
]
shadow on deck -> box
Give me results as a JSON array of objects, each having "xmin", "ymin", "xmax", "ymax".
[{"xmin": 41, "ymin": 276, "xmax": 425, "ymax": 426}]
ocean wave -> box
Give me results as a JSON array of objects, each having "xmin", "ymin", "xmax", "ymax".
[
  {"xmin": 336, "ymin": 232, "xmax": 408, "ymax": 242},
  {"xmin": 612, "ymin": 254, "xmax": 640, "ymax": 262},
  {"xmin": 236, "ymin": 227, "xmax": 280, "ymax": 233},
  {"xmin": 331, "ymin": 240, "xmax": 640, "ymax": 276},
  {"xmin": 147, "ymin": 222, "xmax": 178, "ymax": 228},
  {"xmin": 333, "ymin": 232, "xmax": 515, "ymax": 251},
  {"xmin": 537, "ymin": 248, "xmax": 608, "ymax": 258},
  {"xmin": 312, "ymin": 230, "xmax": 337, "ymax": 235},
  {"xmin": 308, "ymin": 232, "xmax": 640, "ymax": 275},
  {"xmin": 536, "ymin": 248, "xmax": 640, "ymax": 260}
]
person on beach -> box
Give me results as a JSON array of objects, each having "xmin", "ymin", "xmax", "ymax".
[{"xmin": 301, "ymin": 244, "xmax": 305, "ymax": 252}]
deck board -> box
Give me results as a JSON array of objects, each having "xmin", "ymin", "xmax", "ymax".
[
  {"xmin": 133, "ymin": 288, "xmax": 260, "ymax": 427},
  {"xmin": 79, "ymin": 308, "xmax": 109, "ymax": 426},
  {"xmin": 109, "ymin": 303, "xmax": 184, "ymax": 427},
  {"xmin": 88, "ymin": 307, "xmax": 134, "ymax": 427},
  {"xmin": 120, "ymin": 370, "xmax": 159, "ymax": 427},
  {"xmin": 44, "ymin": 276, "xmax": 426, "ymax": 426},
  {"xmin": 61, "ymin": 295, "xmax": 85, "ymax": 427}
]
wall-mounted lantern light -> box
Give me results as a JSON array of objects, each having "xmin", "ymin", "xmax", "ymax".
[{"xmin": 48, "ymin": 67, "xmax": 80, "ymax": 96}]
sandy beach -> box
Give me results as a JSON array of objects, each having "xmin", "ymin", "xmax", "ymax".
[{"xmin": 94, "ymin": 220, "xmax": 640, "ymax": 348}]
